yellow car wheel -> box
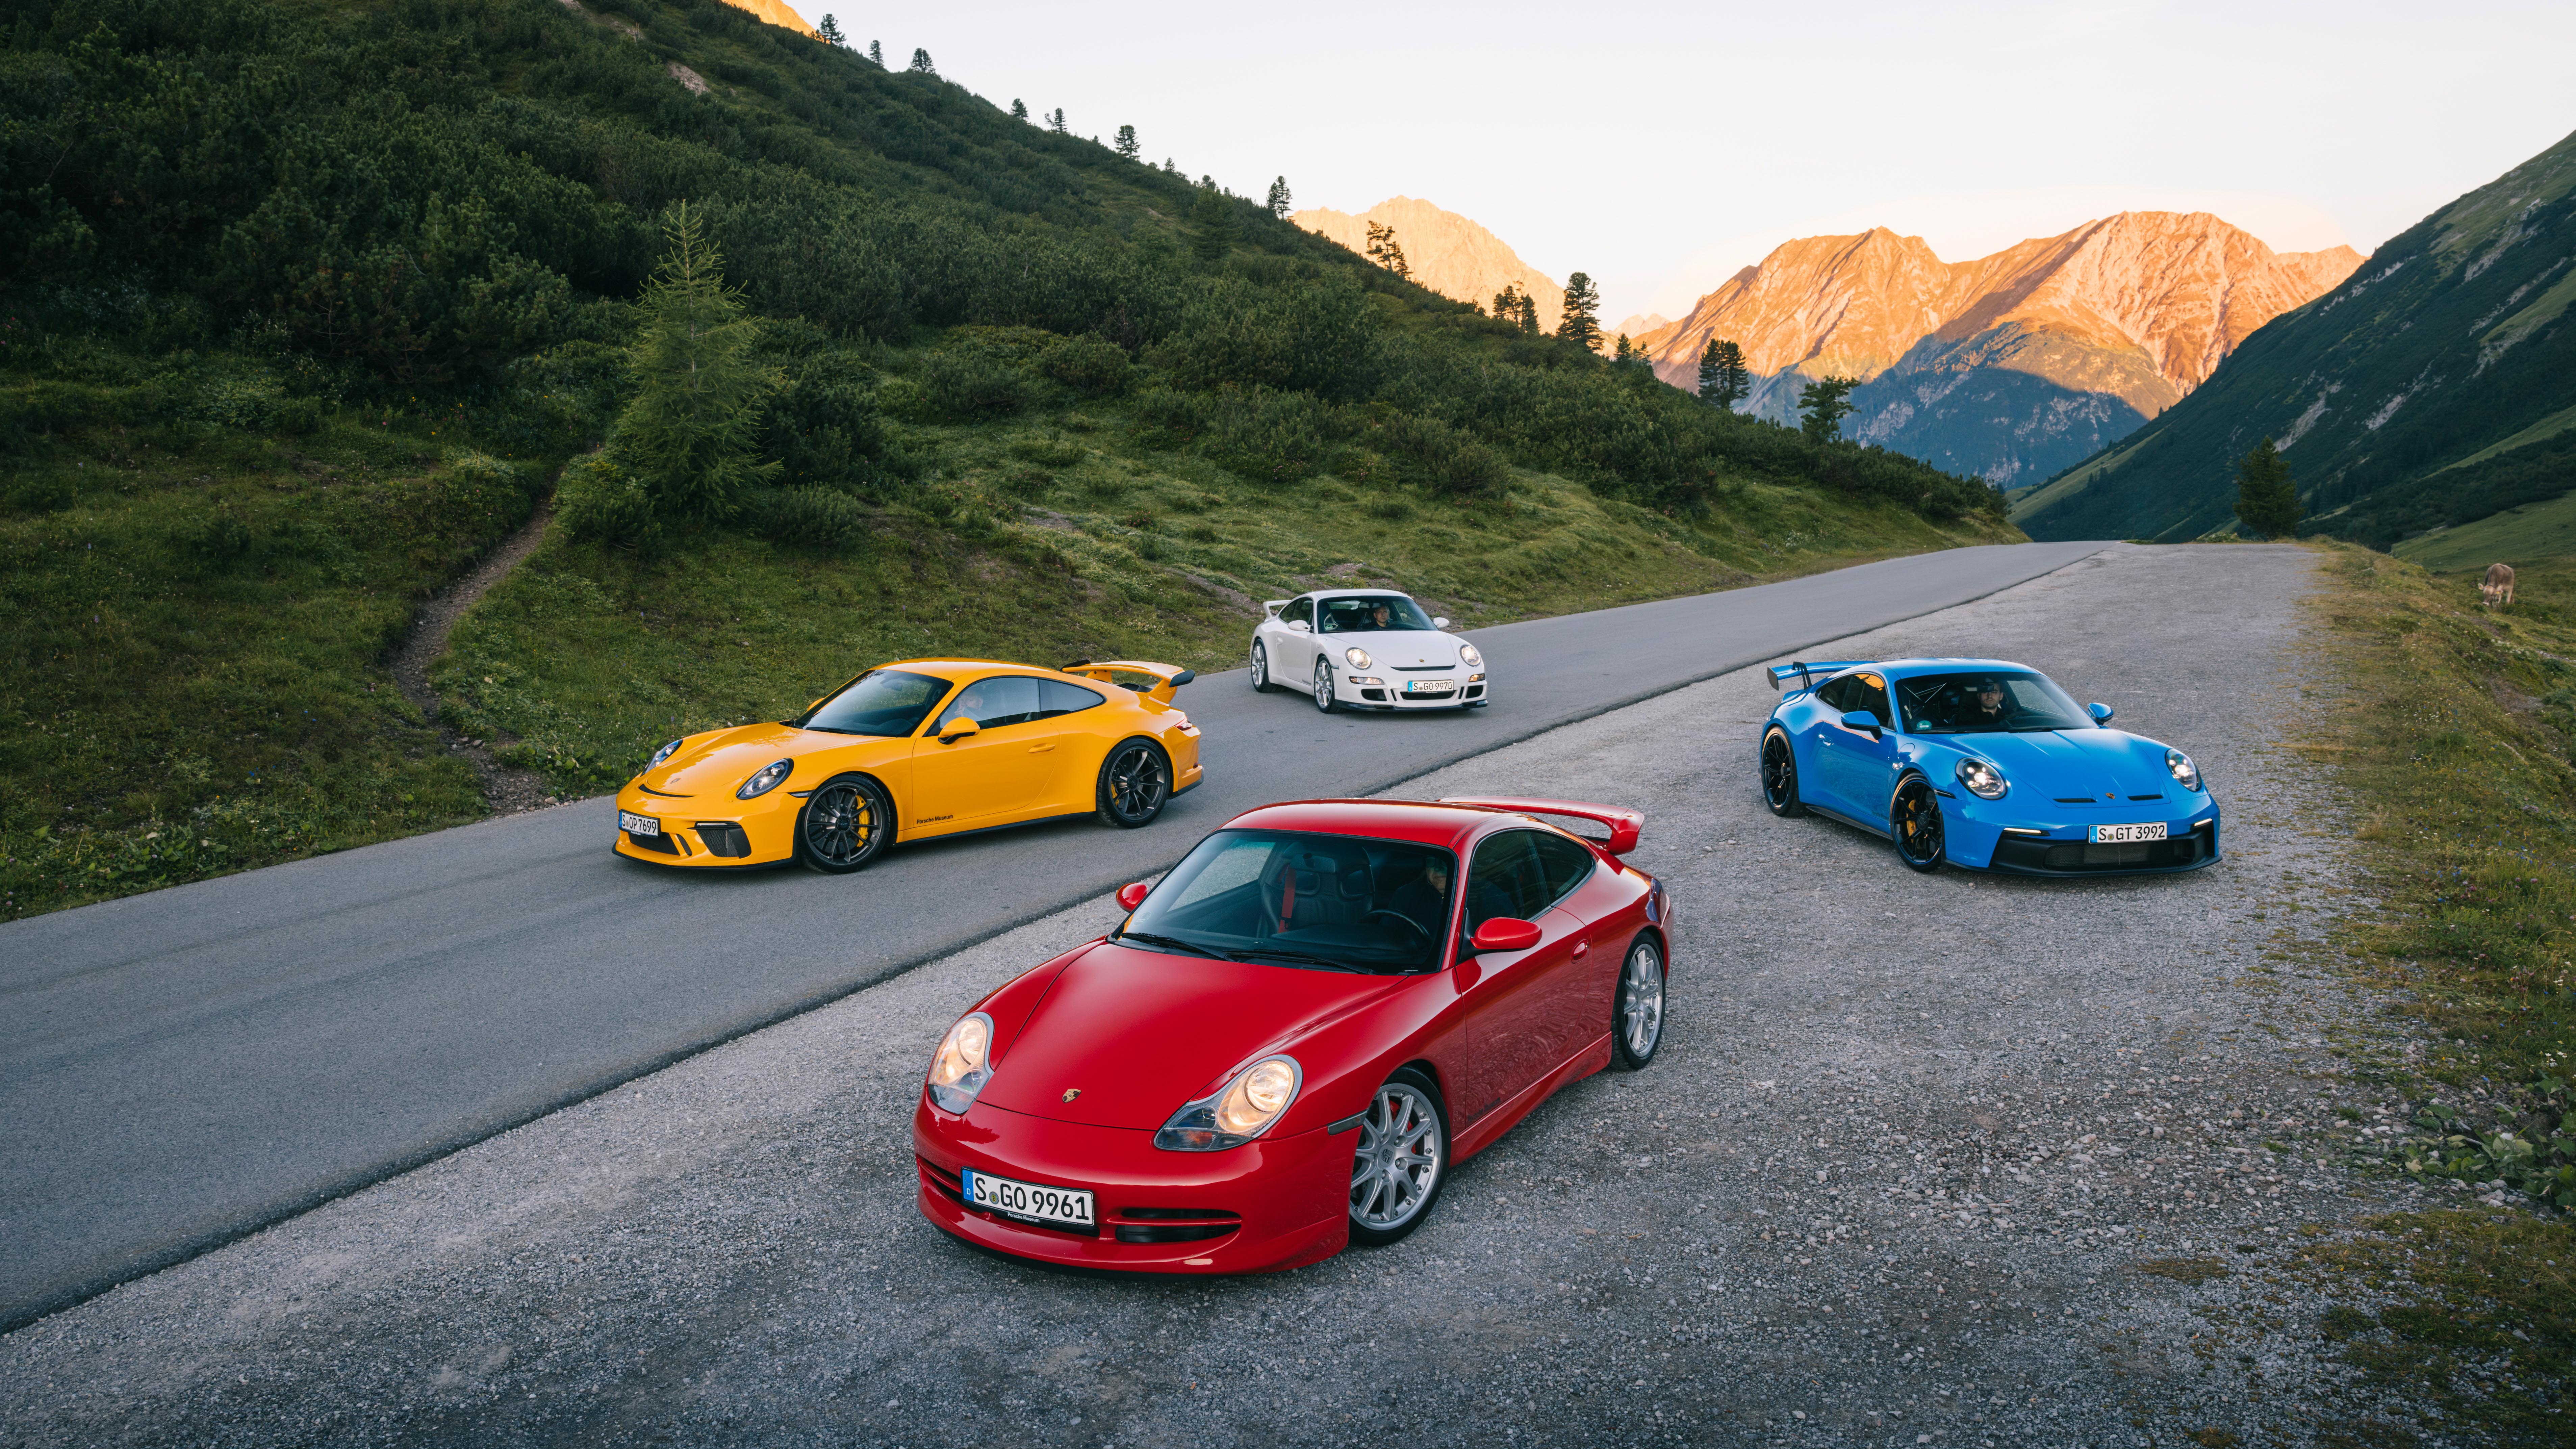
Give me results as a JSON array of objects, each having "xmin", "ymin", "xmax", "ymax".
[
  {"xmin": 798, "ymin": 774, "xmax": 893, "ymax": 875},
  {"xmin": 1094, "ymin": 739, "xmax": 1171, "ymax": 829}
]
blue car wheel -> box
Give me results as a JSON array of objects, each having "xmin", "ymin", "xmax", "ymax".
[
  {"xmin": 1891, "ymin": 773, "xmax": 1944, "ymax": 873},
  {"xmin": 1761, "ymin": 728, "xmax": 1806, "ymax": 818}
]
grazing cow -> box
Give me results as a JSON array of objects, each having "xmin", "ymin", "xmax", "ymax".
[{"xmin": 2481, "ymin": 561, "xmax": 2516, "ymax": 608}]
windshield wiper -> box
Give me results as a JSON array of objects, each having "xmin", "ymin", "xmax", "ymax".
[
  {"xmin": 1231, "ymin": 945, "xmax": 1369, "ymax": 973},
  {"xmin": 1115, "ymin": 931, "xmax": 1239, "ymax": 963}
]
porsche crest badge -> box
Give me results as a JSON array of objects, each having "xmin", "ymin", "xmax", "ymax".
[{"xmin": 1061, "ymin": 1088, "xmax": 1082, "ymax": 1102}]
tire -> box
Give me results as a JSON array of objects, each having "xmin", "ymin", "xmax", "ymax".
[
  {"xmin": 1612, "ymin": 935, "xmax": 1665, "ymax": 1070},
  {"xmin": 1250, "ymin": 640, "xmax": 1276, "ymax": 693},
  {"xmin": 796, "ymin": 774, "xmax": 893, "ymax": 875},
  {"xmin": 1095, "ymin": 738, "xmax": 1171, "ymax": 829},
  {"xmin": 1347, "ymin": 1067, "xmax": 1448, "ymax": 1247},
  {"xmin": 1760, "ymin": 727, "xmax": 1806, "ymax": 818},
  {"xmin": 1311, "ymin": 658, "xmax": 1339, "ymax": 714},
  {"xmin": 1891, "ymin": 773, "xmax": 1945, "ymax": 873}
]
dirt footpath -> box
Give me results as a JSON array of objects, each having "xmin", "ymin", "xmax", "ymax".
[{"xmin": 0, "ymin": 544, "xmax": 2453, "ymax": 1447}]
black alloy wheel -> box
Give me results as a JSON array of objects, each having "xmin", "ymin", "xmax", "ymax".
[
  {"xmin": 1891, "ymin": 773, "xmax": 1945, "ymax": 873},
  {"xmin": 1761, "ymin": 728, "xmax": 1806, "ymax": 818},
  {"xmin": 1611, "ymin": 935, "xmax": 1665, "ymax": 1069},
  {"xmin": 1096, "ymin": 739, "xmax": 1171, "ymax": 829},
  {"xmin": 797, "ymin": 774, "xmax": 892, "ymax": 874},
  {"xmin": 1311, "ymin": 658, "xmax": 1339, "ymax": 714},
  {"xmin": 1347, "ymin": 1067, "xmax": 1448, "ymax": 1247},
  {"xmin": 1250, "ymin": 640, "xmax": 1276, "ymax": 693}
]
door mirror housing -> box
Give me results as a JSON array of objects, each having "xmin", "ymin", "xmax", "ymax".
[
  {"xmin": 1465, "ymin": 917, "xmax": 1543, "ymax": 955},
  {"xmin": 1838, "ymin": 710, "xmax": 1884, "ymax": 739},
  {"xmin": 2087, "ymin": 702, "xmax": 2114, "ymax": 724},
  {"xmin": 1286, "ymin": 619, "xmax": 1311, "ymax": 633},
  {"xmin": 1431, "ymin": 617, "xmax": 1451, "ymax": 630},
  {"xmin": 1115, "ymin": 881, "xmax": 1151, "ymax": 912},
  {"xmin": 937, "ymin": 717, "xmax": 981, "ymax": 742}
]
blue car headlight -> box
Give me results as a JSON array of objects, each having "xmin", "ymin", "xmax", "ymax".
[
  {"xmin": 1954, "ymin": 757, "xmax": 2008, "ymax": 800},
  {"xmin": 2167, "ymin": 749, "xmax": 2201, "ymax": 792},
  {"xmin": 737, "ymin": 758, "xmax": 794, "ymax": 799}
]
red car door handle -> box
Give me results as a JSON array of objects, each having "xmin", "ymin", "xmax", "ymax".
[{"xmin": 1571, "ymin": 941, "xmax": 1589, "ymax": 959}]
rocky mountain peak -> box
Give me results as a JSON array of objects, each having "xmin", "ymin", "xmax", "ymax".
[{"xmin": 1292, "ymin": 197, "xmax": 1564, "ymax": 333}]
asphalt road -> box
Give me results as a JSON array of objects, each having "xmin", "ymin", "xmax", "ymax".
[
  {"xmin": 1, "ymin": 543, "xmax": 2450, "ymax": 1449},
  {"xmin": 0, "ymin": 540, "xmax": 2106, "ymax": 1330}
]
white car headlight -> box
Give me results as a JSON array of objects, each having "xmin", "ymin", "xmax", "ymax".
[
  {"xmin": 737, "ymin": 758, "xmax": 794, "ymax": 799},
  {"xmin": 1458, "ymin": 643, "xmax": 1483, "ymax": 669},
  {"xmin": 1154, "ymin": 1055, "xmax": 1302, "ymax": 1151},
  {"xmin": 1954, "ymin": 757, "xmax": 2008, "ymax": 800},
  {"xmin": 1344, "ymin": 647, "xmax": 1373, "ymax": 669},
  {"xmin": 925, "ymin": 1012, "xmax": 995, "ymax": 1114},
  {"xmin": 2166, "ymin": 749, "xmax": 2201, "ymax": 792}
]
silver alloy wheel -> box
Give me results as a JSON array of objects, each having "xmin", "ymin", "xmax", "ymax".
[
  {"xmin": 1250, "ymin": 641, "xmax": 1269, "ymax": 690},
  {"xmin": 1349, "ymin": 1082, "xmax": 1442, "ymax": 1230},
  {"xmin": 1622, "ymin": 940, "xmax": 1664, "ymax": 1058},
  {"xmin": 1312, "ymin": 658, "xmax": 1335, "ymax": 712}
]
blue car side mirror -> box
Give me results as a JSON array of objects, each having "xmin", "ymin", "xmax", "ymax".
[
  {"xmin": 1839, "ymin": 710, "xmax": 1884, "ymax": 738},
  {"xmin": 2087, "ymin": 702, "xmax": 2114, "ymax": 724}
]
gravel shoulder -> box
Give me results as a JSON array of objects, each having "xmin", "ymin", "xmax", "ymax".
[{"xmin": 0, "ymin": 543, "xmax": 2468, "ymax": 1447}]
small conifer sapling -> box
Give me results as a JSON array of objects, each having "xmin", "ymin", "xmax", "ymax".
[
  {"xmin": 2232, "ymin": 438, "xmax": 2303, "ymax": 538},
  {"xmin": 1114, "ymin": 124, "xmax": 1139, "ymax": 159},
  {"xmin": 1556, "ymin": 273, "xmax": 1603, "ymax": 353}
]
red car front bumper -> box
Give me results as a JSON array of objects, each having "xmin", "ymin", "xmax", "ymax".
[{"xmin": 912, "ymin": 1095, "xmax": 1351, "ymax": 1273}]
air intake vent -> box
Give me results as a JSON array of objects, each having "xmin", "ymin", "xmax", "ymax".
[
  {"xmin": 2128, "ymin": 793, "xmax": 2164, "ymax": 801},
  {"xmin": 696, "ymin": 821, "xmax": 751, "ymax": 858}
]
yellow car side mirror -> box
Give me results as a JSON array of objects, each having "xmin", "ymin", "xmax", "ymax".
[{"xmin": 938, "ymin": 718, "xmax": 981, "ymax": 743}]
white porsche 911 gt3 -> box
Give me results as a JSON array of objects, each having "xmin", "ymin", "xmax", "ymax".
[{"xmin": 1248, "ymin": 589, "xmax": 1488, "ymax": 713}]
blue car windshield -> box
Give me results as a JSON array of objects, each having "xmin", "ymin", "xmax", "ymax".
[
  {"xmin": 796, "ymin": 668, "xmax": 951, "ymax": 737},
  {"xmin": 1894, "ymin": 670, "xmax": 2091, "ymax": 734}
]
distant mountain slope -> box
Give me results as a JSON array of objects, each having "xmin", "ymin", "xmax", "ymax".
[
  {"xmin": 1292, "ymin": 197, "xmax": 1563, "ymax": 332},
  {"xmin": 1610, "ymin": 312, "xmax": 1670, "ymax": 343},
  {"xmin": 1641, "ymin": 215, "xmax": 2362, "ymax": 488},
  {"xmin": 717, "ymin": 0, "xmax": 816, "ymax": 37},
  {"xmin": 2016, "ymin": 129, "xmax": 2576, "ymax": 546}
]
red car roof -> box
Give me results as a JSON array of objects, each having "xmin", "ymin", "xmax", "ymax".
[{"xmin": 1220, "ymin": 798, "xmax": 1504, "ymax": 849}]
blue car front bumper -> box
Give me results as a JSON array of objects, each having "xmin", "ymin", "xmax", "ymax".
[{"xmin": 1942, "ymin": 796, "xmax": 2221, "ymax": 877}]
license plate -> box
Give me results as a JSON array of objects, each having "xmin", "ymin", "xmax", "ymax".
[
  {"xmin": 964, "ymin": 1170, "xmax": 1095, "ymax": 1229},
  {"xmin": 618, "ymin": 811, "xmax": 660, "ymax": 836},
  {"xmin": 2090, "ymin": 822, "xmax": 2167, "ymax": 844},
  {"xmin": 1403, "ymin": 680, "xmax": 1456, "ymax": 695}
]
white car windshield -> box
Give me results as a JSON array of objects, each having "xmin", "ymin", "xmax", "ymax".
[
  {"xmin": 1117, "ymin": 829, "xmax": 1457, "ymax": 974},
  {"xmin": 1317, "ymin": 596, "xmax": 1436, "ymax": 633}
]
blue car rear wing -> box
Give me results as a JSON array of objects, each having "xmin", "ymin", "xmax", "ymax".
[{"xmin": 1767, "ymin": 660, "xmax": 1868, "ymax": 694}]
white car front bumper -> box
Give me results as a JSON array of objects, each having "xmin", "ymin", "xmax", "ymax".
[{"xmin": 1334, "ymin": 667, "xmax": 1487, "ymax": 709}]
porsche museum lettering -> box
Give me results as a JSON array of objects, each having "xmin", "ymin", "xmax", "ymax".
[{"xmin": 915, "ymin": 814, "xmax": 953, "ymax": 824}]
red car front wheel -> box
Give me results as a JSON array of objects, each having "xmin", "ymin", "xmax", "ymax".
[{"xmin": 1347, "ymin": 1068, "xmax": 1446, "ymax": 1246}]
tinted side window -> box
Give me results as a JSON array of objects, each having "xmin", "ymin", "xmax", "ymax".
[
  {"xmin": 1281, "ymin": 598, "xmax": 1313, "ymax": 626},
  {"xmin": 1530, "ymin": 833, "xmax": 1597, "ymax": 906},
  {"xmin": 1852, "ymin": 672, "xmax": 1893, "ymax": 725},
  {"xmin": 1038, "ymin": 680, "xmax": 1106, "ymax": 718},
  {"xmin": 935, "ymin": 676, "xmax": 1043, "ymax": 731},
  {"xmin": 1465, "ymin": 831, "xmax": 1551, "ymax": 930},
  {"xmin": 1814, "ymin": 675, "xmax": 1858, "ymax": 711}
]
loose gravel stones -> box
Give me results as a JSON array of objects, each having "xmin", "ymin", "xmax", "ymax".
[{"xmin": 0, "ymin": 544, "xmax": 2473, "ymax": 1447}]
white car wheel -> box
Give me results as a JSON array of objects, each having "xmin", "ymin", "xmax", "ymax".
[
  {"xmin": 1251, "ymin": 640, "xmax": 1275, "ymax": 693},
  {"xmin": 1312, "ymin": 659, "xmax": 1338, "ymax": 714}
]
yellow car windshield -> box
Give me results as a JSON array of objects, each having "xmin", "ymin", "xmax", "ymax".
[{"xmin": 799, "ymin": 669, "xmax": 950, "ymax": 737}]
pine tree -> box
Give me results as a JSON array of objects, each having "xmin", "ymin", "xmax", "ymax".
[
  {"xmin": 1265, "ymin": 177, "xmax": 1292, "ymax": 218},
  {"xmin": 814, "ymin": 14, "xmax": 845, "ymax": 45},
  {"xmin": 1363, "ymin": 222, "xmax": 1411, "ymax": 280},
  {"xmin": 1697, "ymin": 338, "xmax": 1748, "ymax": 409},
  {"xmin": 1114, "ymin": 124, "xmax": 1139, "ymax": 159},
  {"xmin": 2232, "ymin": 438, "xmax": 2304, "ymax": 538},
  {"xmin": 1049, "ymin": 108, "xmax": 1067, "ymax": 133},
  {"xmin": 1163, "ymin": 158, "xmax": 1178, "ymax": 174},
  {"xmin": 868, "ymin": 39, "xmax": 882, "ymax": 65},
  {"xmin": 908, "ymin": 48, "xmax": 934, "ymax": 74},
  {"xmin": 1798, "ymin": 375, "xmax": 1859, "ymax": 443},
  {"xmin": 596, "ymin": 202, "xmax": 779, "ymax": 525},
  {"xmin": 1493, "ymin": 284, "xmax": 1522, "ymax": 323},
  {"xmin": 1188, "ymin": 186, "xmax": 1237, "ymax": 261},
  {"xmin": 1556, "ymin": 273, "xmax": 1603, "ymax": 353},
  {"xmin": 1011, "ymin": 99, "xmax": 1028, "ymax": 121},
  {"xmin": 1515, "ymin": 293, "xmax": 1539, "ymax": 334},
  {"xmin": 1613, "ymin": 333, "xmax": 1634, "ymax": 363}
]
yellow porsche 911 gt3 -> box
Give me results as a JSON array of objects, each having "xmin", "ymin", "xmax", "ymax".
[{"xmin": 612, "ymin": 659, "xmax": 1204, "ymax": 874}]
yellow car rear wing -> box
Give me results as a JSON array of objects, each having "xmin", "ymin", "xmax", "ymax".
[{"xmin": 1061, "ymin": 660, "xmax": 1198, "ymax": 704}]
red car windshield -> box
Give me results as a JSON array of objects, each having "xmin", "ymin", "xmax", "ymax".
[{"xmin": 1118, "ymin": 829, "xmax": 1457, "ymax": 974}]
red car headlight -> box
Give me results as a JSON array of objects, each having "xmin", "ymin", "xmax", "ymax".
[
  {"xmin": 1154, "ymin": 1056, "xmax": 1302, "ymax": 1151},
  {"xmin": 925, "ymin": 1012, "xmax": 994, "ymax": 1114}
]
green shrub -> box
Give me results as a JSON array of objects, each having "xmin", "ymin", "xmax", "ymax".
[
  {"xmin": 556, "ymin": 451, "xmax": 660, "ymax": 549},
  {"xmin": 756, "ymin": 485, "xmax": 867, "ymax": 552},
  {"xmin": 4, "ymin": 472, "xmax": 76, "ymax": 513},
  {"xmin": 1038, "ymin": 334, "xmax": 1131, "ymax": 397},
  {"xmin": 919, "ymin": 349, "xmax": 1031, "ymax": 421},
  {"xmin": 1009, "ymin": 436, "xmax": 1086, "ymax": 468}
]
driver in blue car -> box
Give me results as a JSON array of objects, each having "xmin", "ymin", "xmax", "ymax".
[{"xmin": 1962, "ymin": 678, "xmax": 2010, "ymax": 728}]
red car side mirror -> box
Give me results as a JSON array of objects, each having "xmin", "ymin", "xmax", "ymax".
[
  {"xmin": 1466, "ymin": 918, "xmax": 1542, "ymax": 954},
  {"xmin": 1115, "ymin": 881, "xmax": 1151, "ymax": 912}
]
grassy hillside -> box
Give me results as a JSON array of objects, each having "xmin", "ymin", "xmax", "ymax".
[
  {"xmin": 2015, "ymin": 129, "xmax": 2576, "ymax": 547},
  {"xmin": 0, "ymin": 0, "xmax": 2011, "ymax": 920}
]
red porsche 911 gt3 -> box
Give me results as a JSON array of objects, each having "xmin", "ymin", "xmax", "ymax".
[{"xmin": 911, "ymin": 795, "xmax": 1674, "ymax": 1273}]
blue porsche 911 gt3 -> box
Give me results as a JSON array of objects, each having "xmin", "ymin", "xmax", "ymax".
[{"xmin": 1756, "ymin": 658, "xmax": 2220, "ymax": 876}]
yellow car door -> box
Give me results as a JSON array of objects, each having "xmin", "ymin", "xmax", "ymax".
[
  {"xmin": 907, "ymin": 675, "xmax": 1056, "ymax": 834},
  {"xmin": 1023, "ymin": 677, "xmax": 1114, "ymax": 813}
]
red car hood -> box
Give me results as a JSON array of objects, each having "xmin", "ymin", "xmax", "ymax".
[{"xmin": 981, "ymin": 941, "xmax": 1400, "ymax": 1131}]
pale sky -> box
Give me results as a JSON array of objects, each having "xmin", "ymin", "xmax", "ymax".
[{"xmin": 785, "ymin": 1, "xmax": 2575, "ymax": 320}]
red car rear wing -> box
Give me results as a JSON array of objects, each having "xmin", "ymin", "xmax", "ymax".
[{"xmin": 1438, "ymin": 796, "xmax": 1643, "ymax": 856}]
